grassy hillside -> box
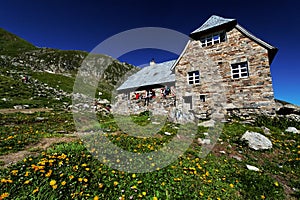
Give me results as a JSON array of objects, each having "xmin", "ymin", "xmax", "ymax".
[{"xmin": 0, "ymin": 28, "xmax": 37, "ymax": 55}]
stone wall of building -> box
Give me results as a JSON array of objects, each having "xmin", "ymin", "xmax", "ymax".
[{"xmin": 175, "ymin": 27, "xmax": 276, "ymax": 119}]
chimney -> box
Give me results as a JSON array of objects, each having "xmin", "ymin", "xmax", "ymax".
[{"xmin": 150, "ymin": 58, "xmax": 155, "ymax": 66}]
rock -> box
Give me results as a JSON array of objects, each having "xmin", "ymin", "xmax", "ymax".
[
  {"xmin": 198, "ymin": 119, "xmax": 215, "ymax": 127},
  {"xmin": 197, "ymin": 138, "xmax": 211, "ymax": 145},
  {"xmin": 164, "ymin": 132, "xmax": 172, "ymax": 136},
  {"xmin": 262, "ymin": 126, "xmax": 271, "ymax": 135},
  {"xmin": 23, "ymin": 105, "xmax": 30, "ymax": 109},
  {"xmin": 13, "ymin": 105, "xmax": 23, "ymax": 109},
  {"xmin": 241, "ymin": 131, "xmax": 272, "ymax": 150},
  {"xmin": 232, "ymin": 155, "xmax": 242, "ymax": 161},
  {"xmin": 219, "ymin": 150, "xmax": 226, "ymax": 154},
  {"xmin": 36, "ymin": 117, "xmax": 45, "ymax": 121},
  {"xmin": 285, "ymin": 127, "xmax": 299, "ymax": 134},
  {"xmin": 246, "ymin": 164, "xmax": 260, "ymax": 171}
]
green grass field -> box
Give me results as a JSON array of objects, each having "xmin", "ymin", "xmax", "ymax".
[{"xmin": 0, "ymin": 112, "xmax": 299, "ymax": 199}]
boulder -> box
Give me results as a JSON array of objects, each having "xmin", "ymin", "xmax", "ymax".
[
  {"xmin": 246, "ymin": 164, "xmax": 260, "ymax": 171},
  {"xmin": 285, "ymin": 127, "xmax": 299, "ymax": 134},
  {"xmin": 241, "ymin": 131, "xmax": 272, "ymax": 150}
]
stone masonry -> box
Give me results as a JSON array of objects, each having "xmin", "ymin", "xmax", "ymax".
[{"xmin": 175, "ymin": 27, "xmax": 276, "ymax": 118}]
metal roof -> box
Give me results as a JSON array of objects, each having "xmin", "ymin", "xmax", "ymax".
[
  {"xmin": 117, "ymin": 60, "xmax": 175, "ymax": 91},
  {"xmin": 190, "ymin": 15, "xmax": 236, "ymax": 35}
]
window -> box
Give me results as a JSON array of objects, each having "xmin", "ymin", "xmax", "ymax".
[
  {"xmin": 187, "ymin": 70, "xmax": 200, "ymax": 85},
  {"xmin": 200, "ymin": 31, "xmax": 226, "ymax": 47},
  {"xmin": 200, "ymin": 95, "xmax": 206, "ymax": 102},
  {"xmin": 231, "ymin": 61, "xmax": 249, "ymax": 79}
]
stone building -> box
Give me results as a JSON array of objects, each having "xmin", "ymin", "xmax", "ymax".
[{"xmin": 116, "ymin": 15, "xmax": 278, "ymax": 118}]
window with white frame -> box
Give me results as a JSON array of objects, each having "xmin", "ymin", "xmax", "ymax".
[
  {"xmin": 187, "ymin": 70, "xmax": 200, "ymax": 85},
  {"xmin": 200, "ymin": 31, "xmax": 226, "ymax": 47},
  {"xmin": 231, "ymin": 61, "xmax": 249, "ymax": 79}
]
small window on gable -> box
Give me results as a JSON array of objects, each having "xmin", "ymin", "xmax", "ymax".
[
  {"xmin": 200, "ymin": 95, "xmax": 206, "ymax": 102},
  {"xmin": 187, "ymin": 70, "xmax": 200, "ymax": 85},
  {"xmin": 200, "ymin": 31, "xmax": 226, "ymax": 47},
  {"xmin": 231, "ymin": 61, "xmax": 249, "ymax": 79}
]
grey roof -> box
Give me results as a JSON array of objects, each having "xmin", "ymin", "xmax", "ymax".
[
  {"xmin": 117, "ymin": 60, "xmax": 175, "ymax": 91},
  {"xmin": 190, "ymin": 15, "xmax": 236, "ymax": 35}
]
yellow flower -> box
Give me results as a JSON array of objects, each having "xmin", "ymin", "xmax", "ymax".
[
  {"xmin": 24, "ymin": 180, "xmax": 30, "ymax": 184},
  {"xmin": 261, "ymin": 195, "xmax": 266, "ymax": 199},
  {"xmin": 94, "ymin": 196, "xmax": 99, "ymax": 200},
  {"xmin": 85, "ymin": 168, "xmax": 90, "ymax": 171},
  {"xmin": 69, "ymin": 175, "xmax": 74, "ymax": 179},
  {"xmin": 50, "ymin": 180, "xmax": 56, "ymax": 186},
  {"xmin": 199, "ymin": 191, "xmax": 204, "ymax": 196},
  {"xmin": 81, "ymin": 163, "xmax": 88, "ymax": 167},
  {"xmin": 274, "ymin": 181, "xmax": 279, "ymax": 187},
  {"xmin": 0, "ymin": 192, "xmax": 9, "ymax": 199},
  {"xmin": 83, "ymin": 178, "xmax": 88, "ymax": 182},
  {"xmin": 131, "ymin": 185, "xmax": 137, "ymax": 189},
  {"xmin": 32, "ymin": 187, "xmax": 39, "ymax": 194},
  {"xmin": 153, "ymin": 197, "xmax": 158, "ymax": 200},
  {"xmin": 11, "ymin": 170, "xmax": 18, "ymax": 175},
  {"xmin": 98, "ymin": 183, "xmax": 104, "ymax": 188},
  {"xmin": 52, "ymin": 184, "xmax": 57, "ymax": 189},
  {"xmin": 25, "ymin": 171, "xmax": 30, "ymax": 177},
  {"xmin": 45, "ymin": 170, "xmax": 52, "ymax": 177},
  {"xmin": 114, "ymin": 181, "xmax": 118, "ymax": 186},
  {"xmin": 229, "ymin": 183, "xmax": 234, "ymax": 188},
  {"xmin": 142, "ymin": 192, "xmax": 146, "ymax": 196},
  {"xmin": 61, "ymin": 181, "xmax": 66, "ymax": 186},
  {"xmin": 137, "ymin": 180, "xmax": 142, "ymax": 184},
  {"xmin": 132, "ymin": 174, "xmax": 136, "ymax": 178},
  {"xmin": 78, "ymin": 178, "xmax": 83, "ymax": 182}
]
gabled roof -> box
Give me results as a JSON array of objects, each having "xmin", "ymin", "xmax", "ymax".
[
  {"xmin": 190, "ymin": 15, "xmax": 236, "ymax": 37},
  {"xmin": 117, "ymin": 60, "xmax": 175, "ymax": 92}
]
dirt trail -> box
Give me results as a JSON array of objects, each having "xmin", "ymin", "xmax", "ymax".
[
  {"xmin": 0, "ymin": 108, "xmax": 52, "ymax": 114},
  {"xmin": 0, "ymin": 136, "xmax": 78, "ymax": 168}
]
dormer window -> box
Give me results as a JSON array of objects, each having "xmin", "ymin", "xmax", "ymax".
[
  {"xmin": 187, "ymin": 70, "xmax": 200, "ymax": 85},
  {"xmin": 200, "ymin": 31, "xmax": 226, "ymax": 47}
]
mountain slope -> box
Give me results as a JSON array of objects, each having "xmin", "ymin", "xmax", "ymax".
[
  {"xmin": 0, "ymin": 28, "xmax": 37, "ymax": 55},
  {"xmin": 0, "ymin": 28, "xmax": 137, "ymax": 109}
]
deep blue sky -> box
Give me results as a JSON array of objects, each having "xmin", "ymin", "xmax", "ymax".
[{"xmin": 0, "ymin": 0, "xmax": 299, "ymax": 105}]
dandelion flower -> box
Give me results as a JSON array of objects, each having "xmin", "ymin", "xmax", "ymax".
[
  {"xmin": 98, "ymin": 183, "xmax": 104, "ymax": 188},
  {"xmin": 153, "ymin": 197, "xmax": 158, "ymax": 200},
  {"xmin": 61, "ymin": 181, "xmax": 66, "ymax": 186},
  {"xmin": 94, "ymin": 196, "xmax": 99, "ymax": 200},
  {"xmin": 32, "ymin": 187, "xmax": 39, "ymax": 194},
  {"xmin": 132, "ymin": 174, "xmax": 136, "ymax": 178},
  {"xmin": 142, "ymin": 192, "xmax": 146, "ymax": 196},
  {"xmin": 24, "ymin": 180, "xmax": 30, "ymax": 184},
  {"xmin": 0, "ymin": 192, "xmax": 9, "ymax": 198},
  {"xmin": 50, "ymin": 180, "xmax": 56, "ymax": 186},
  {"xmin": 229, "ymin": 183, "xmax": 234, "ymax": 188},
  {"xmin": 114, "ymin": 181, "xmax": 118, "ymax": 186}
]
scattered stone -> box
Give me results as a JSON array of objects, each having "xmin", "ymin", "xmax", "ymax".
[
  {"xmin": 23, "ymin": 105, "xmax": 30, "ymax": 109},
  {"xmin": 232, "ymin": 155, "xmax": 242, "ymax": 161},
  {"xmin": 1, "ymin": 98, "xmax": 7, "ymax": 101},
  {"xmin": 197, "ymin": 138, "xmax": 211, "ymax": 145},
  {"xmin": 164, "ymin": 132, "xmax": 172, "ymax": 136},
  {"xmin": 198, "ymin": 119, "xmax": 215, "ymax": 127},
  {"xmin": 246, "ymin": 164, "xmax": 260, "ymax": 171},
  {"xmin": 203, "ymin": 132, "xmax": 209, "ymax": 136},
  {"xmin": 262, "ymin": 126, "xmax": 271, "ymax": 135},
  {"xmin": 152, "ymin": 122, "xmax": 160, "ymax": 125},
  {"xmin": 36, "ymin": 117, "xmax": 45, "ymax": 121},
  {"xmin": 13, "ymin": 105, "xmax": 23, "ymax": 109},
  {"xmin": 285, "ymin": 127, "xmax": 299, "ymax": 134},
  {"xmin": 241, "ymin": 131, "xmax": 272, "ymax": 150},
  {"xmin": 219, "ymin": 150, "xmax": 226, "ymax": 154}
]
